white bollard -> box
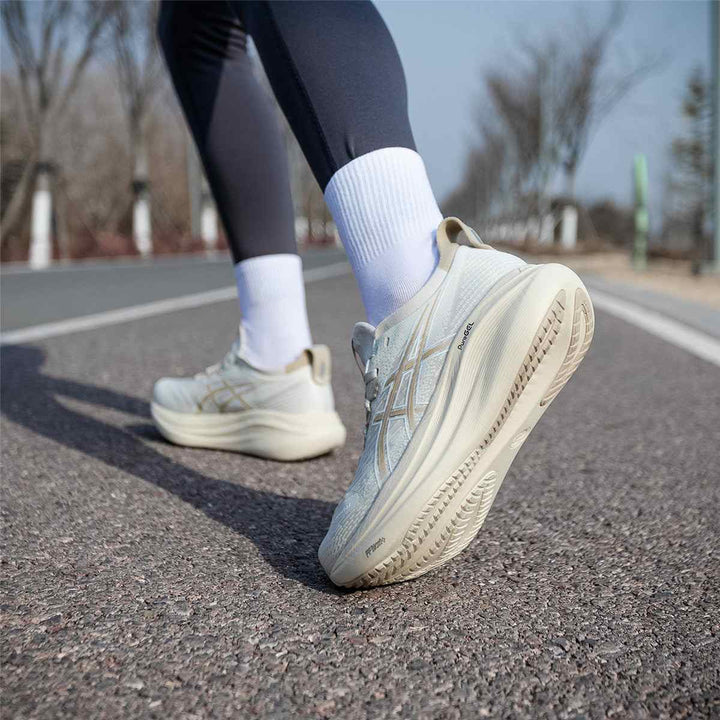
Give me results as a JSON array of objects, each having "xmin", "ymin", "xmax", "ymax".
[
  {"xmin": 133, "ymin": 193, "xmax": 152, "ymax": 258},
  {"xmin": 201, "ymin": 200, "xmax": 218, "ymax": 252},
  {"xmin": 295, "ymin": 216, "xmax": 309, "ymax": 245},
  {"xmin": 29, "ymin": 169, "xmax": 53, "ymax": 269},
  {"xmin": 561, "ymin": 206, "xmax": 578, "ymax": 250}
]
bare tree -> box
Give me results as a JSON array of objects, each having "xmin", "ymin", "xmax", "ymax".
[
  {"xmin": 108, "ymin": 0, "xmax": 164, "ymax": 256},
  {"xmin": 0, "ymin": 0, "xmax": 111, "ymax": 249},
  {"xmin": 670, "ymin": 68, "xmax": 713, "ymax": 271},
  {"xmin": 54, "ymin": 70, "xmax": 130, "ymax": 255},
  {"xmin": 0, "ymin": 75, "xmax": 33, "ymax": 259},
  {"xmin": 443, "ymin": 124, "xmax": 511, "ymax": 224},
  {"xmin": 447, "ymin": 3, "xmax": 659, "ymax": 236},
  {"xmin": 485, "ymin": 40, "xmax": 564, "ymax": 219},
  {"xmin": 485, "ymin": 4, "xmax": 658, "ymax": 209},
  {"xmin": 555, "ymin": 4, "xmax": 660, "ymax": 198},
  {"xmin": 485, "ymin": 69, "xmax": 541, "ymax": 200}
]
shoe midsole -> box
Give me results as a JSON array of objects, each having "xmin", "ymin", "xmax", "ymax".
[
  {"xmin": 151, "ymin": 403, "xmax": 343, "ymax": 435},
  {"xmin": 151, "ymin": 402, "xmax": 346, "ymax": 460}
]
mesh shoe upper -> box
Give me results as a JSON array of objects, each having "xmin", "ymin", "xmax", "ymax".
[
  {"xmin": 153, "ymin": 339, "xmax": 335, "ymax": 415},
  {"xmin": 320, "ymin": 218, "xmax": 526, "ymax": 567}
]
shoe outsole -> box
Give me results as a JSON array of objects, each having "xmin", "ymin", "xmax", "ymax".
[{"xmin": 343, "ymin": 281, "xmax": 594, "ymax": 588}]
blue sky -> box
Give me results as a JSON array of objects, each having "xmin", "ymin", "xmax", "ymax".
[{"xmin": 376, "ymin": 0, "xmax": 712, "ymax": 220}]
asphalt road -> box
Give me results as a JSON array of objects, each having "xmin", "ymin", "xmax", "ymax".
[
  {"xmin": 0, "ymin": 248, "xmax": 347, "ymax": 332},
  {"xmin": 1, "ymin": 254, "xmax": 719, "ymax": 718}
]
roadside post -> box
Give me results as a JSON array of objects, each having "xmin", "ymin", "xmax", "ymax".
[
  {"xmin": 28, "ymin": 162, "xmax": 54, "ymax": 270},
  {"xmin": 633, "ymin": 154, "xmax": 649, "ymax": 271},
  {"xmin": 200, "ymin": 176, "xmax": 219, "ymax": 253},
  {"xmin": 710, "ymin": 0, "xmax": 719, "ymax": 271},
  {"xmin": 561, "ymin": 206, "xmax": 578, "ymax": 250}
]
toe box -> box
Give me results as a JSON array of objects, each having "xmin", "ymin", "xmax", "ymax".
[{"xmin": 152, "ymin": 377, "xmax": 201, "ymax": 413}]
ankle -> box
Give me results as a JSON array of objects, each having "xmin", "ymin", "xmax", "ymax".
[
  {"xmin": 234, "ymin": 254, "xmax": 312, "ymax": 371},
  {"xmin": 354, "ymin": 231, "xmax": 439, "ymax": 326},
  {"xmin": 324, "ymin": 148, "xmax": 442, "ymax": 326}
]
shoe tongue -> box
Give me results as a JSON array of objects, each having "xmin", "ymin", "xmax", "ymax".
[
  {"xmin": 232, "ymin": 326, "xmax": 250, "ymax": 364},
  {"xmin": 351, "ymin": 322, "xmax": 376, "ymax": 374}
]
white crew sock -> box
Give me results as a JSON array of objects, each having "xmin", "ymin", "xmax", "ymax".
[
  {"xmin": 324, "ymin": 148, "xmax": 442, "ymax": 326},
  {"xmin": 234, "ymin": 253, "xmax": 312, "ymax": 372}
]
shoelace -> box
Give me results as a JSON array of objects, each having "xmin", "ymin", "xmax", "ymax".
[
  {"xmin": 195, "ymin": 340, "xmax": 241, "ymax": 379},
  {"xmin": 353, "ymin": 335, "xmax": 390, "ymax": 437},
  {"xmin": 363, "ymin": 365, "xmax": 380, "ymax": 432}
]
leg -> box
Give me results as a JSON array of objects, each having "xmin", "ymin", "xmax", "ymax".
[
  {"xmin": 234, "ymin": 2, "xmax": 594, "ymax": 587},
  {"xmin": 157, "ymin": 0, "xmax": 310, "ymax": 370},
  {"xmin": 152, "ymin": 1, "xmax": 346, "ymax": 459},
  {"xmin": 235, "ymin": 0, "xmax": 416, "ymax": 190},
  {"xmin": 235, "ymin": 0, "xmax": 444, "ymax": 326}
]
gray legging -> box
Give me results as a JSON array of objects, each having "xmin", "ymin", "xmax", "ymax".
[{"xmin": 158, "ymin": 0, "xmax": 416, "ymax": 263}]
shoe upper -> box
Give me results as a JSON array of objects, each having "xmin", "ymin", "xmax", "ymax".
[
  {"xmin": 319, "ymin": 218, "xmax": 527, "ymax": 570},
  {"xmin": 153, "ymin": 338, "xmax": 336, "ymax": 415}
]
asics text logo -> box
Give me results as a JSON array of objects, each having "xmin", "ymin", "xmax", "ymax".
[{"xmin": 458, "ymin": 322, "xmax": 474, "ymax": 351}]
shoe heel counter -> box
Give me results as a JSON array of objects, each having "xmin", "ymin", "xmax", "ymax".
[
  {"xmin": 317, "ymin": 382, "xmax": 336, "ymax": 412},
  {"xmin": 281, "ymin": 346, "xmax": 336, "ymax": 413},
  {"xmin": 308, "ymin": 344, "xmax": 332, "ymax": 386},
  {"xmin": 308, "ymin": 345, "xmax": 336, "ymax": 412}
]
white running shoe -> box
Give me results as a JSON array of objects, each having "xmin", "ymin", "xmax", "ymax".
[
  {"xmin": 319, "ymin": 218, "xmax": 594, "ymax": 587},
  {"xmin": 151, "ymin": 339, "xmax": 346, "ymax": 461}
]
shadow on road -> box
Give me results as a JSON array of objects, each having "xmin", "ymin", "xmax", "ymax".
[{"xmin": 1, "ymin": 344, "xmax": 341, "ymax": 595}]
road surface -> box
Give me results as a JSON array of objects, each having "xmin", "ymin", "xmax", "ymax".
[{"xmin": 2, "ymin": 252, "xmax": 719, "ymax": 718}]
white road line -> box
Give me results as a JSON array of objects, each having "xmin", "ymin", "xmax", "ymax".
[
  {"xmin": 590, "ymin": 288, "xmax": 720, "ymax": 368},
  {"xmin": 0, "ymin": 261, "xmax": 351, "ymax": 345},
  {"xmin": 4, "ymin": 265, "xmax": 719, "ymax": 368}
]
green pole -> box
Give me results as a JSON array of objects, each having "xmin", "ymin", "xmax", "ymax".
[
  {"xmin": 633, "ymin": 154, "xmax": 649, "ymax": 271},
  {"xmin": 710, "ymin": 0, "xmax": 719, "ymax": 271}
]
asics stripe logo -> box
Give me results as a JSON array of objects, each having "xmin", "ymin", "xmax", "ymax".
[
  {"xmin": 197, "ymin": 381, "xmax": 252, "ymax": 412},
  {"xmin": 370, "ymin": 295, "xmax": 449, "ymax": 476}
]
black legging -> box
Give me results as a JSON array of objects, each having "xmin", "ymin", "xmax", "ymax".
[{"xmin": 158, "ymin": 0, "xmax": 415, "ymax": 263}]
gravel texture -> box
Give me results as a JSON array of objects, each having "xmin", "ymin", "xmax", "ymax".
[{"xmin": 2, "ymin": 272, "xmax": 719, "ymax": 719}]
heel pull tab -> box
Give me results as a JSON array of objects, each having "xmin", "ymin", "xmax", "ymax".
[
  {"xmin": 307, "ymin": 344, "xmax": 332, "ymax": 385},
  {"xmin": 436, "ymin": 218, "xmax": 493, "ymax": 269}
]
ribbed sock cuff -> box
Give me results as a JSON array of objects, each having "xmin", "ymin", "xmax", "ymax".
[
  {"xmin": 234, "ymin": 253, "xmax": 312, "ymax": 371},
  {"xmin": 324, "ymin": 148, "xmax": 442, "ymax": 325}
]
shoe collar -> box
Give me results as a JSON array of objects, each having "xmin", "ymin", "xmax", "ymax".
[
  {"xmin": 232, "ymin": 326, "xmax": 307, "ymax": 376},
  {"xmin": 351, "ymin": 218, "xmax": 491, "ymax": 372},
  {"xmin": 234, "ymin": 325, "xmax": 330, "ymax": 379}
]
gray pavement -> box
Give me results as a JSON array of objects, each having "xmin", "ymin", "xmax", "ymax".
[
  {"xmin": 1, "ymin": 262, "xmax": 719, "ymax": 718},
  {"xmin": 581, "ymin": 274, "xmax": 720, "ymax": 341},
  {"xmin": 0, "ymin": 248, "xmax": 347, "ymax": 331}
]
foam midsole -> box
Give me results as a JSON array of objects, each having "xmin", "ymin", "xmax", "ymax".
[{"xmin": 151, "ymin": 402, "xmax": 346, "ymax": 459}]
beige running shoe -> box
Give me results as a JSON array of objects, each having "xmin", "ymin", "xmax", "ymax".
[
  {"xmin": 319, "ymin": 218, "xmax": 594, "ymax": 587},
  {"xmin": 152, "ymin": 339, "xmax": 346, "ymax": 461}
]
